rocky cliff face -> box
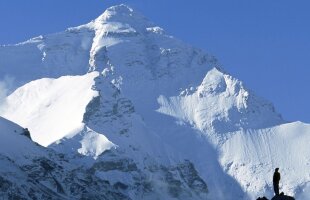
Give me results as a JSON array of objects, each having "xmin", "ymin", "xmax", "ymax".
[{"xmin": 0, "ymin": 116, "xmax": 208, "ymax": 199}]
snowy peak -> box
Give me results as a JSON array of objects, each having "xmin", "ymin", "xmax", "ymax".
[
  {"xmin": 88, "ymin": 4, "xmax": 164, "ymax": 72},
  {"xmin": 198, "ymin": 67, "xmax": 227, "ymax": 95},
  {"xmin": 0, "ymin": 4, "xmax": 283, "ymax": 146},
  {"xmin": 198, "ymin": 68, "xmax": 284, "ymax": 130},
  {"xmin": 1, "ymin": 4, "xmax": 309, "ymax": 199},
  {"xmin": 95, "ymin": 4, "xmax": 134, "ymax": 22},
  {"xmin": 158, "ymin": 67, "xmax": 283, "ymax": 134},
  {"xmin": 93, "ymin": 4, "xmax": 153, "ymax": 31}
]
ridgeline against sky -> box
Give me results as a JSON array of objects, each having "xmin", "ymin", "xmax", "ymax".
[
  {"xmin": 0, "ymin": 4, "xmax": 309, "ymax": 199},
  {"xmin": 0, "ymin": 0, "xmax": 309, "ymax": 123}
]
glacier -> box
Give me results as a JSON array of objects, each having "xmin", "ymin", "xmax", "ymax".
[{"xmin": 0, "ymin": 4, "xmax": 309, "ymax": 199}]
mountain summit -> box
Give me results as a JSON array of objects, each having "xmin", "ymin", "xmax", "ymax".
[
  {"xmin": 94, "ymin": 4, "xmax": 153, "ymax": 29},
  {"xmin": 0, "ymin": 5, "xmax": 309, "ymax": 199}
]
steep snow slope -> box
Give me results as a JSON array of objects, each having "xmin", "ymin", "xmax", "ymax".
[
  {"xmin": 0, "ymin": 116, "xmax": 45, "ymax": 164},
  {"xmin": 1, "ymin": 72, "xmax": 99, "ymax": 146},
  {"xmin": 220, "ymin": 122, "xmax": 310, "ymax": 198},
  {"xmin": 52, "ymin": 126, "xmax": 116, "ymax": 159},
  {"xmin": 0, "ymin": 4, "xmax": 309, "ymax": 199},
  {"xmin": 0, "ymin": 28, "xmax": 94, "ymax": 88}
]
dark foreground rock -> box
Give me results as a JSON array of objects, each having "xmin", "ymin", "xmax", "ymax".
[
  {"xmin": 271, "ymin": 194, "xmax": 295, "ymax": 200},
  {"xmin": 257, "ymin": 194, "xmax": 295, "ymax": 200}
]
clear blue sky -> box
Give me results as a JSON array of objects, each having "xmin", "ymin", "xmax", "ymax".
[{"xmin": 0, "ymin": 0, "xmax": 309, "ymax": 123}]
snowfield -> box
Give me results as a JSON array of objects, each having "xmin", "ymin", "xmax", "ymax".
[
  {"xmin": 220, "ymin": 122, "xmax": 310, "ymax": 198},
  {"xmin": 1, "ymin": 72, "xmax": 99, "ymax": 146},
  {"xmin": 0, "ymin": 4, "xmax": 309, "ymax": 200}
]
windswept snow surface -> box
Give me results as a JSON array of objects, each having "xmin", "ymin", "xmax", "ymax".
[
  {"xmin": 0, "ymin": 4, "xmax": 309, "ymax": 199},
  {"xmin": 1, "ymin": 72, "xmax": 99, "ymax": 146},
  {"xmin": 51, "ymin": 126, "xmax": 116, "ymax": 159},
  {"xmin": 220, "ymin": 122, "xmax": 310, "ymax": 198}
]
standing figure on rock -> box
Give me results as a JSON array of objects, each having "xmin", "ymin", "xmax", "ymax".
[{"xmin": 273, "ymin": 168, "xmax": 281, "ymax": 195}]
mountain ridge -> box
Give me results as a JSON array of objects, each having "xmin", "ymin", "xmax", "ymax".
[{"xmin": 0, "ymin": 4, "xmax": 309, "ymax": 199}]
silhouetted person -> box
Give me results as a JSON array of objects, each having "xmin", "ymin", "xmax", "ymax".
[{"xmin": 273, "ymin": 168, "xmax": 281, "ymax": 196}]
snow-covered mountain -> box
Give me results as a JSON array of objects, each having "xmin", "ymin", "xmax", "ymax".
[{"xmin": 0, "ymin": 4, "xmax": 309, "ymax": 199}]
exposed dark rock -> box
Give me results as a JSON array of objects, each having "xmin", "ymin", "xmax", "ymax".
[
  {"xmin": 83, "ymin": 96, "xmax": 101, "ymax": 123},
  {"xmin": 257, "ymin": 197, "xmax": 268, "ymax": 200},
  {"xmin": 21, "ymin": 128, "xmax": 32, "ymax": 140},
  {"xmin": 177, "ymin": 160, "xmax": 208, "ymax": 194},
  {"xmin": 257, "ymin": 194, "xmax": 295, "ymax": 200},
  {"xmin": 1, "ymin": 148, "xmax": 210, "ymax": 200},
  {"xmin": 0, "ymin": 176, "xmax": 12, "ymax": 192},
  {"xmin": 164, "ymin": 169, "xmax": 182, "ymax": 198},
  {"xmin": 92, "ymin": 158, "xmax": 138, "ymax": 172},
  {"xmin": 114, "ymin": 182, "xmax": 129, "ymax": 190},
  {"xmin": 271, "ymin": 194, "xmax": 295, "ymax": 200}
]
